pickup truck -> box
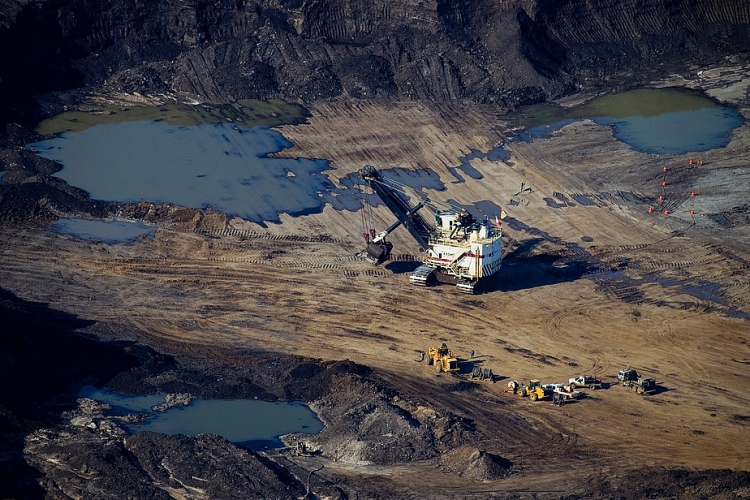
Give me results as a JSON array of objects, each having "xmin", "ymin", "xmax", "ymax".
[{"xmin": 568, "ymin": 375, "xmax": 602, "ymax": 390}]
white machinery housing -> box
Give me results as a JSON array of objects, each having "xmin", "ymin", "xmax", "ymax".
[
  {"xmin": 357, "ymin": 165, "xmax": 503, "ymax": 294},
  {"xmin": 411, "ymin": 209, "xmax": 503, "ymax": 293}
]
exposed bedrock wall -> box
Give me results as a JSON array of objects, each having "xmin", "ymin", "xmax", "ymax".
[
  {"xmin": 0, "ymin": 0, "xmax": 749, "ymax": 125},
  {"xmin": 524, "ymin": 0, "xmax": 750, "ymax": 79}
]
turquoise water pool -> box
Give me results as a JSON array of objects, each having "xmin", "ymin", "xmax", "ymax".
[
  {"xmin": 79, "ymin": 385, "xmax": 323, "ymax": 450},
  {"xmin": 517, "ymin": 87, "xmax": 744, "ymax": 154}
]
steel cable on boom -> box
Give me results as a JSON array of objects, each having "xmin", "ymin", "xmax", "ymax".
[
  {"xmin": 380, "ymin": 176, "xmax": 483, "ymax": 217},
  {"xmin": 367, "ymin": 174, "xmax": 458, "ymax": 216},
  {"xmin": 356, "ymin": 175, "xmax": 376, "ymax": 242}
]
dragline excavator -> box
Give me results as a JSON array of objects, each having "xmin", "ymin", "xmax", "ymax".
[{"xmin": 356, "ymin": 165, "xmax": 503, "ymax": 294}]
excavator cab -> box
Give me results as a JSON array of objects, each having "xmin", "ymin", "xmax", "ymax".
[
  {"xmin": 437, "ymin": 343, "xmax": 450, "ymax": 357},
  {"xmin": 455, "ymin": 208, "xmax": 474, "ymax": 227}
]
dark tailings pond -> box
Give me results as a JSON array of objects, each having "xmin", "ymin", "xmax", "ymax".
[
  {"xmin": 79, "ymin": 386, "xmax": 323, "ymax": 450},
  {"xmin": 514, "ymin": 87, "xmax": 744, "ymax": 154}
]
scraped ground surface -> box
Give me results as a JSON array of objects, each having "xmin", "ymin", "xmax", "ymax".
[{"xmin": 2, "ymin": 67, "xmax": 750, "ymax": 495}]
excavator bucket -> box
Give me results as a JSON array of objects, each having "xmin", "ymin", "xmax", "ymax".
[{"xmin": 359, "ymin": 241, "xmax": 393, "ymax": 265}]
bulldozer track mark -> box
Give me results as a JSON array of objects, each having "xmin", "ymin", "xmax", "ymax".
[
  {"xmin": 207, "ymin": 257, "xmax": 342, "ymax": 270},
  {"xmin": 583, "ymin": 268, "xmax": 614, "ymax": 278},
  {"xmin": 84, "ymin": 259, "xmax": 317, "ymax": 284},
  {"xmin": 562, "ymin": 242, "xmax": 590, "ymax": 255},
  {"xmin": 649, "ymin": 246, "xmax": 678, "ymax": 254},
  {"xmin": 614, "ymin": 244, "xmax": 651, "ymax": 252},
  {"xmin": 631, "ymin": 254, "xmax": 726, "ymax": 271},
  {"xmin": 392, "ymin": 254, "xmax": 419, "ymax": 262},
  {"xmin": 334, "ymin": 255, "xmax": 365, "ymax": 262},
  {"xmin": 567, "ymin": 192, "xmax": 608, "ymax": 207},
  {"xmin": 587, "ymin": 243, "xmax": 652, "ymax": 259},
  {"xmin": 343, "ymin": 270, "xmax": 390, "ymax": 278},
  {"xmin": 596, "ymin": 280, "xmax": 646, "ymax": 304},
  {"xmin": 193, "ymin": 228, "xmax": 346, "ymax": 243}
]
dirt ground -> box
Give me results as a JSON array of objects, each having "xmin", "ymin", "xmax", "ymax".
[{"xmin": 2, "ymin": 61, "xmax": 750, "ymax": 498}]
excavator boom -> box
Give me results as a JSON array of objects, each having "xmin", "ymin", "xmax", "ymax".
[{"xmin": 359, "ymin": 165, "xmax": 432, "ymax": 250}]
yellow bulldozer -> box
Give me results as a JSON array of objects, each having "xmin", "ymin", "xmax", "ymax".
[
  {"xmin": 516, "ymin": 379, "xmax": 552, "ymax": 401},
  {"xmin": 426, "ymin": 343, "xmax": 460, "ymax": 373}
]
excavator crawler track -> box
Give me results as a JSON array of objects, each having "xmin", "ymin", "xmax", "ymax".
[{"xmin": 409, "ymin": 265, "xmax": 435, "ymax": 286}]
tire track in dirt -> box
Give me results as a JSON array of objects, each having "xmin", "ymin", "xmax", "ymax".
[
  {"xmin": 657, "ymin": 324, "xmax": 710, "ymax": 381},
  {"xmin": 542, "ymin": 305, "xmax": 609, "ymax": 375}
]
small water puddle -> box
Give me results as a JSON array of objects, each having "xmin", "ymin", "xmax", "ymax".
[
  {"xmin": 51, "ymin": 218, "xmax": 156, "ymax": 243},
  {"xmin": 79, "ymin": 386, "xmax": 323, "ymax": 450},
  {"xmin": 512, "ymin": 87, "xmax": 744, "ymax": 154}
]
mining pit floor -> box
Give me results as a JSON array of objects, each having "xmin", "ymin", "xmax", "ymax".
[{"xmin": 2, "ymin": 62, "xmax": 750, "ymax": 499}]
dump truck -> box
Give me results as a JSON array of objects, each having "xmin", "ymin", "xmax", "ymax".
[
  {"xmin": 618, "ymin": 368, "xmax": 656, "ymax": 395},
  {"xmin": 426, "ymin": 343, "xmax": 460, "ymax": 373},
  {"xmin": 623, "ymin": 376, "xmax": 656, "ymax": 394}
]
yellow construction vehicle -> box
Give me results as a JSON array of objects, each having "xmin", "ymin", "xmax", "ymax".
[
  {"xmin": 426, "ymin": 343, "xmax": 460, "ymax": 373},
  {"xmin": 516, "ymin": 379, "xmax": 552, "ymax": 401}
]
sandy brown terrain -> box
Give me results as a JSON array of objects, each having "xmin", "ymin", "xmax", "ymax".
[{"xmin": 2, "ymin": 61, "xmax": 750, "ymax": 497}]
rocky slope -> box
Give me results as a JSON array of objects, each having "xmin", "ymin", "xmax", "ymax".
[
  {"xmin": 4, "ymin": 284, "xmax": 750, "ymax": 499},
  {"xmin": 0, "ymin": 287, "xmax": 503, "ymax": 499},
  {"xmin": 1, "ymin": 0, "xmax": 749, "ymax": 127}
]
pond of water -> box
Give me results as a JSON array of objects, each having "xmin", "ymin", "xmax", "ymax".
[
  {"xmin": 79, "ymin": 385, "xmax": 323, "ymax": 450},
  {"xmin": 28, "ymin": 118, "xmax": 452, "ymax": 226},
  {"xmin": 512, "ymin": 87, "xmax": 744, "ymax": 154},
  {"xmin": 51, "ymin": 218, "xmax": 156, "ymax": 243},
  {"xmin": 24, "ymin": 88, "xmax": 738, "ymax": 232},
  {"xmin": 29, "ymin": 121, "xmax": 357, "ymax": 226}
]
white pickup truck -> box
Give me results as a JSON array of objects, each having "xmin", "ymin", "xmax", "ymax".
[{"xmin": 568, "ymin": 375, "xmax": 602, "ymax": 390}]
